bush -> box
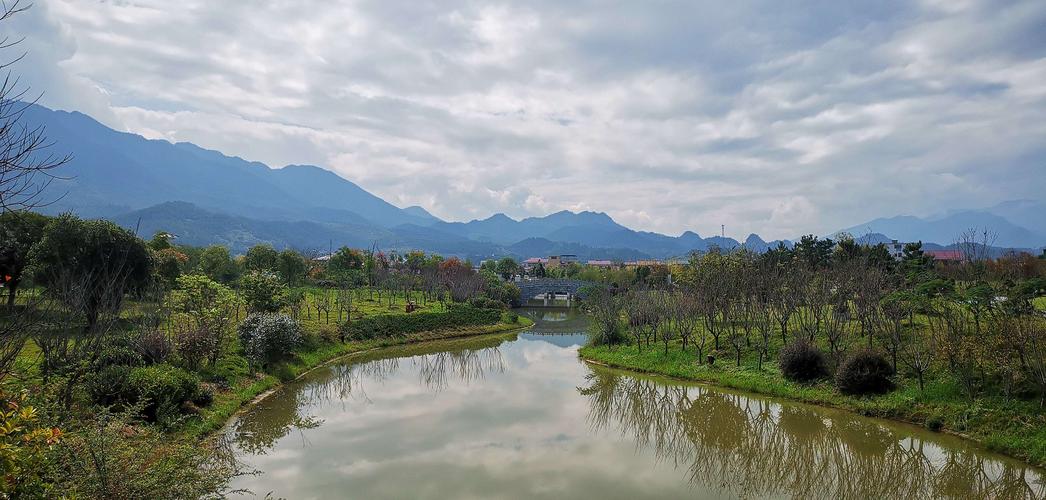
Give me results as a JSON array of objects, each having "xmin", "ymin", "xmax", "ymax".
[
  {"xmin": 468, "ymin": 296, "xmax": 505, "ymax": 310},
  {"xmin": 90, "ymin": 364, "xmax": 202, "ymax": 422},
  {"xmin": 340, "ymin": 305, "xmax": 501, "ymax": 341},
  {"xmin": 504, "ymin": 311, "xmax": 519, "ymax": 324},
  {"xmin": 136, "ymin": 329, "xmax": 173, "ymax": 365},
  {"xmin": 925, "ymin": 413, "xmax": 945, "ymax": 432},
  {"xmin": 174, "ymin": 324, "xmax": 219, "ymax": 371},
  {"xmin": 199, "ymin": 354, "xmax": 249, "ymax": 386},
  {"xmin": 53, "ymin": 407, "xmax": 238, "ymax": 499},
  {"xmin": 778, "ymin": 339, "xmax": 828, "ymax": 383},
  {"xmin": 239, "ymin": 271, "xmax": 286, "ymax": 313},
  {"xmin": 238, "ymin": 313, "xmax": 302, "ymax": 367},
  {"xmin": 835, "ymin": 349, "xmax": 895, "ymax": 396}
]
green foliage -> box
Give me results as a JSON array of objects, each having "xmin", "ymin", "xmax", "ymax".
[
  {"xmin": 152, "ymin": 247, "xmax": 188, "ymax": 287},
  {"xmin": 238, "ymin": 313, "xmax": 302, "ymax": 367},
  {"xmin": 328, "ymin": 246, "xmax": 364, "ymax": 280},
  {"xmin": 29, "ymin": 213, "xmax": 153, "ymax": 326},
  {"xmin": 54, "ymin": 407, "xmax": 237, "ymax": 499},
  {"xmin": 835, "ymin": 349, "xmax": 896, "ymax": 395},
  {"xmin": 277, "ymin": 249, "xmax": 308, "ymax": 286},
  {"xmin": 495, "ymin": 257, "xmax": 519, "ymax": 281},
  {"xmin": 198, "ymin": 354, "xmax": 249, "ymax": 385},
  {"xmin": 484, "ymin": 280, "xmax": 521, "ymax": 307},
  {"xmin": 778, "ymin": 339, "xmax": 828, "ymax": 383},
  {"xmin": 147, "ymin": 231, "xmax": 173, "ymax": 251},
  {"xmin": 340, "ymin": 305, "xmax": 500, "ymax": 341},
  {"xmin": 0, "ymin": 211, "xmax": 49, "ymax": 304},
  {"xmin": 0, "ymin": 389, "xmax": 62, "ymax": 498},
  {"xmin": 197, "ymin": 245, "xmax": 239, "ymax": 283},
  {"xmin": 468, "ymin": 296, "xmax": 505, "ymax": 310},
  {"xmin": 243, "ymin": 244, "xmax": 279, "ymax": 273},
  {"xmin": 925, "ymin": 413, "xmax": 945, "ymax": 431},
  {"xmin": 239, "ymin": 270, "xmax": 286, "ymax": 313},
  {"xmin": 794, "ymin": 234, "xmax": 834, "ymax": 268},
  {"xmin": 90, "ymin": 364, "xmax": 202, "ymax": 423}
]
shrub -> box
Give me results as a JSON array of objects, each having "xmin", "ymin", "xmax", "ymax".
[
  {"xmin": 340, "ymin": 305, "xmax": 501, "ymax": 341},
  {"xmin": 53, "ymin": 407, "xmax": 238, "ymax": 499},
  {"xmin": 199, "ymin": 354, "xmax": 249, "ymax": 386},
  {"xmin": 136, "ymin": 329, "xmax": 173, "ymax": 365},
  {"xmin": 238, "ymin": 313, "xmax": 302, "ymax": 367},
  {"xmin": 778, "ymin": 339, "xmax": 828, "ymax": 383},
  {"xmin": 173, "ymin": 324, "xmax": 219, "ymax": 371},
  {"xmin": 239, "ymin": 271, "xmax": 286, "ymax": 313},
  {"xmin": 925, "ymin": 413, "xmax": 944, "ymax": 432},
  {"xmin": 835, "ymin": 349, "xmax": 895, "ymax": 396},
  {"xmin": 127, "ymin": 365, "xmax": 202, "ymax": 422},
  {"xmin": 504, "ymin": 311, "xmax": 519, "ymax": 324},
  {"xmin": 94, "ymin": 332, "xmax": 144, "ymax": 370},
  {"xmin": 90, "ymin": 364, "xmax": 202, "ymax": 422},
  {"xmin": 468, "ymin": 296, "xmax": 504, "ymax": 310}
]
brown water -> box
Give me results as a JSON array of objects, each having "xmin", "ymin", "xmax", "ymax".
[{"xmin": 225, "ymin": 307, "xmax": 1045, "ymax": 499}]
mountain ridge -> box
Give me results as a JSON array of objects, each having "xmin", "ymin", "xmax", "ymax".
[{"xmin": 21, "ymin": 103, "xmax": 1046, "ymax": 258}]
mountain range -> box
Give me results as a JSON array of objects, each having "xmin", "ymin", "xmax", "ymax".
[{"xmin": 21, "ymin": 103, "xmax": 1046, "ymax": 259}]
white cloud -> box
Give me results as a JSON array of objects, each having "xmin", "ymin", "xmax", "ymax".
[{"xmin": 9, "ymin": 0, "xmax": 1046, "ymax": 239}]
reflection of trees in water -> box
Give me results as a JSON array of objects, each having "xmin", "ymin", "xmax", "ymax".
[
  {"xmin": 414, "ymin": 346, "xmax": 505, "ymax": 392},
  {"xmin": 579, "ymin": 368, "xmax": 1045, "ymax": 499},
  {"xmin": 231, "ymin": 342, "xmax": 506, "ymax": 455}
]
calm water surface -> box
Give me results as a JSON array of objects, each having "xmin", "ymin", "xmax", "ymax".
[{"xmin": 226, "ymin": 307, "xmax": 1045, "ymax": 499}]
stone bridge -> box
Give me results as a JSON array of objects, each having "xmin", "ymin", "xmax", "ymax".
[{"xmin": 517, "ymin": 278, "xmax": 594, "ymax": 303}]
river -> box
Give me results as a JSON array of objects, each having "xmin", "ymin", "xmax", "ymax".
[{"xmin": 225, "ymin": 307, "xmax": 1045, "ymax": 499}]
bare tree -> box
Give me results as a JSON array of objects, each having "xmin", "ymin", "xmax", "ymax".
[
  {"xmin": 671, "ymin": 288, "xmax": 701, "ymax": 359},
  {"xmin": 0, "ymin": 1, "xmax": 69, "ymax": 211}
]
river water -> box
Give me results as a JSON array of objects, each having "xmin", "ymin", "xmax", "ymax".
[{"xmin": 225, "ymin": 307, "xmax": 1045, "ymax": 499}]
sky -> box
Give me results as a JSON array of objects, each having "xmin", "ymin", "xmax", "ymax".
[{"xmin": 9, "ymin": 0, "xmax": 1046, "ymax": 240}]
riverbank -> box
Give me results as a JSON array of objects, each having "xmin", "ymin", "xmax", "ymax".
[
  {"xmin": 578, "ymin": 344, "xmax": 1046, "ymax": 468},
  {"xmin": 188, "ymin": 316, "xmax": 533, "ymax": 438}
]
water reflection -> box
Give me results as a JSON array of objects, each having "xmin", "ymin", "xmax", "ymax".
[
  {"xmin": 229, "ymin": 335, "xmax": 509, "ymax": 455},
  {"xmin": 226, "ymin": 309, "xmax": 1045, "ymax": 499},
  {"xmin": 579, "ymin": 367, "xmax": 1046, "ymax": 499}
]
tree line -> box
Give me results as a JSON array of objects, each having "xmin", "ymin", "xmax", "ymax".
[{"xmin": 585, "ymin": 233, "xmax": 1046, "ymax": 402}]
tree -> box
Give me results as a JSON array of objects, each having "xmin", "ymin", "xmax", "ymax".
[
  {"xmin": 152, "ymin": 247, "xmax": 188, "ymax": 288},
  {"xmin": 147, "ymin": 231, "xmax": 173, "ymax": 251},
  {"xmin": 243, "ymin": 244, "xmax": 278, "ymax": 273},
  {"xmin": 29, "ymin": 214, "xmax": 152, "ymax": 331},
  {"xmin": 0, "ymin": 2, "xmax": 69, "ymax": 211},
  {"xmin": 171, "ymin": 274, "xmax": 240, "ymax": 367},
  {"xmin": 276, "ymin": 249, "xmax": 308, "ymax": 286},
  {"xmin": 198, "ymin": 245, "xmax": 239, "ymax": 283},
  {"xmin": 0, "ymin": 210, "xmax": 48, "ymax": 305},
  {"xmin": 495, "ymin": 257, "xmax": 519, "ymax": 281},
  {"xmin": 239, "ymin": 271, "xmax": 286, "ymax": 313},
  {"xmin": 328, "ymin": 246, "xmax": 364, "ymax": 280},
  {"xmin": 585, "ymin": 285, "xmax": 624, "ymax": 345},
  {"xmin": 794, "ymin": 235, "xmax": 834, "ymax": 269}
]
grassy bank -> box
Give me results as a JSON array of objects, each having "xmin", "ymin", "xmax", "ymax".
[
  {"xmin": 579, "ymin": 343, "xmax": 1046, "ymax": 468},
  {"xmin": 188, "ymin": 315, "xmax": 533, "ymax": 438}
]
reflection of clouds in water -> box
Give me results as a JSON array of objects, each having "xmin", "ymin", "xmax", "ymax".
[
  {"xmin": 578, "ymin": 368, "xmax": 1046, "ymax": 499},
  {"xmin": 228, "ymin": 334, "xmax": 1045, "ymax": 499}
]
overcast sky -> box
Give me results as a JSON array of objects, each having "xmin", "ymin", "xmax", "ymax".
[{"xmin": 11, "ymin": 0, "xmax": 1046, "ymax": 239}]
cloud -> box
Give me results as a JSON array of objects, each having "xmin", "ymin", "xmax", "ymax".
[{"xmin": 9, "ymin": 0, "xmax": 1046, "ymax": 239}]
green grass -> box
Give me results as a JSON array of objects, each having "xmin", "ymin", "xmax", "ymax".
[{"xmin": 579, "ymin": 340, "xmax": 1046, "ymax": 468}]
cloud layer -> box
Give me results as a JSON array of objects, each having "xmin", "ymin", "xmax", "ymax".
[{"xmin": 11, "ymin": 0, "xmax": 1046, "ymax": 239}]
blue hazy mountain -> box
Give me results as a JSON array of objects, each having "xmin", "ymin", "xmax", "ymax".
[
  {"xmin": 24, "ymin": 104, "xmax": 432, "ymax": 228},
  {"xmin": 24, "ymin": 103, "xmax": 1040, "ymax": 257},
  {"xmin": 839, "ymin": 210, "xmax": 1043, "ymax": 249}
]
